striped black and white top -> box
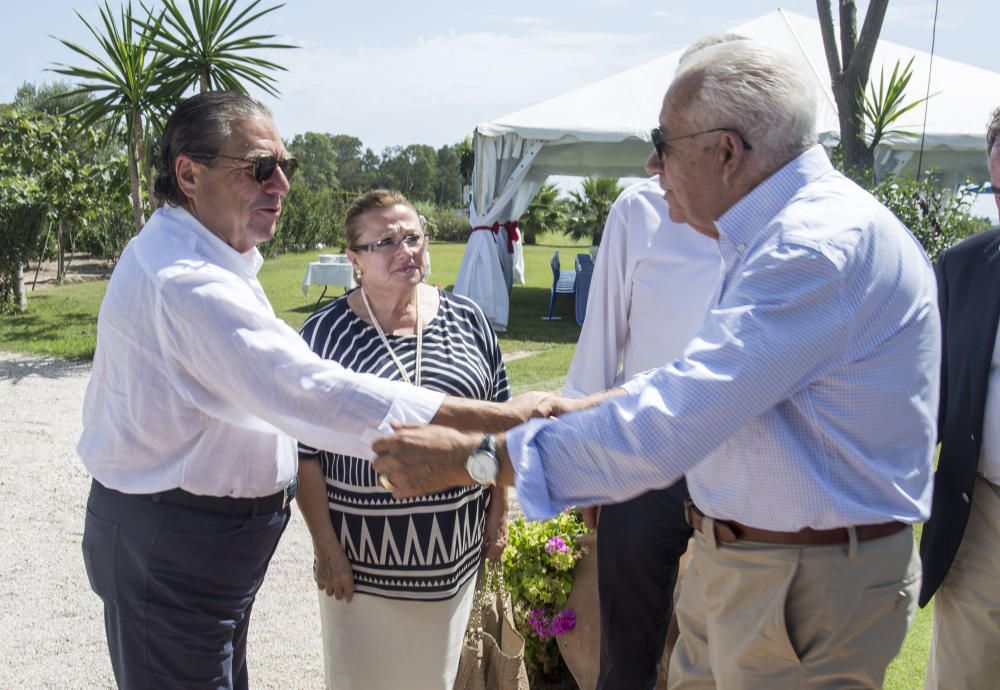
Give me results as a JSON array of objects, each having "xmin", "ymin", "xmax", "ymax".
[{"xmin": 298, "ymin": 288, "xmax": 510, "ymax": 601}]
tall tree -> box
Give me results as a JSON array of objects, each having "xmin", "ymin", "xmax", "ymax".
[
  {"xmin": 287, "ymin": 132, "xmax": 340, "ymax": 191},
  {"xmin": 149, "ymin": 0, "xmax": 296, "ymax": 96},
  {"xmin": 816, "ymin": 0, "xmax": 890, "ymax": 177},
  {"xmin": 51, "ymin": 1, "xmax": 179, "ymax": 231}
]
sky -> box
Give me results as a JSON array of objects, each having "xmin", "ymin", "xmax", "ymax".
[{"xmin": 2, "ymin": 1, "xmax": 993, "ymax": 154}]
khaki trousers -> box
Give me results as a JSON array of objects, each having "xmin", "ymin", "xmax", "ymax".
[
  {"xmin": 668, "ymin": 525, "xmax": 919, "ymax": 689},
  {"xmin": 926, "ymin": 476, "xmax": 1000, "ymax": 690}
]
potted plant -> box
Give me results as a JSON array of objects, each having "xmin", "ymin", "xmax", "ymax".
[{"xmin": 502, "ymin": 510, "xmax": 591, "ymax": 686}]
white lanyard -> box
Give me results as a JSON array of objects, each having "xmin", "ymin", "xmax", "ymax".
[{"xmin": 360, "ymin": 287, "xmax": 422, "ymax": 387}]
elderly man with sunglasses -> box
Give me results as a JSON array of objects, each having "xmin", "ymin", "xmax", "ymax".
[
  {"xmin": 77, "ymin": 92, "xmax": 544, "ymax": 690},
  {"xmin": 374, "ymin": 38, "xmax": 939, "ymax": 688}
]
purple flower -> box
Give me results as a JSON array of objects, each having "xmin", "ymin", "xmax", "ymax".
[
  {"xmin": 545, "ymin": 536, "xmax": 569, "ymax": 554},
  {"xmin": 550, "ymin": 608, "xmax": 577, "ymax": 636},
  {"xmin": 528, "ymin": 607, "xmax": 551, "ymax": 637}
]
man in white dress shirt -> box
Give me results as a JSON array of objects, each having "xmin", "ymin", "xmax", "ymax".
[
  {"xmin": 78, "ymin": 91, "xmax": 537, "ymax": 690},
  {"xmin": 564, "ymin": 178, "xmax": 720, "ymax": 688}
]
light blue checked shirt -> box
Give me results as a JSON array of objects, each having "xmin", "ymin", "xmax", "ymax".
[{"xmin": 508, "ymin": 146, "xmax": 940, "ymax": 530}]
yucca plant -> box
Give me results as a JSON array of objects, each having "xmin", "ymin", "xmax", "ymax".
[
  {"xmin": 861, "ymin": 57, "xmax": 933, "ymax": 154},
  {"xmin": 50, "ymin": 1, "xmax": 182, "ymax": 231},
  {"xmin": 145, "ymin": 0, "xmax": 296, "ymax": 96}
]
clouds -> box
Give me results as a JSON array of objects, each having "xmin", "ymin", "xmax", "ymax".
[{"xmin": 254, "ymin": 28, "xmax": 661, "ymax": 151}]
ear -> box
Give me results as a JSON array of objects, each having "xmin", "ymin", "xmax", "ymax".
[
  {"xmin": 175, "ymin": 155, "xmax": 200, "ymax": 202},
  {"xmin": 718, "ymin": 132, "xmax": 745, "ymax": 186}
]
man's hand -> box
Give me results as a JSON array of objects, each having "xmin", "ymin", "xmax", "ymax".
[
  {"xmin": 372, "ymin": 424, "xmax": 480, "ymax": 498},
  {"xmin": 313, "ymin": 538, "xmax": 355, "ymax": 602},
  {"xmin": 581, "ymin": 505, "xmax": 602, "ymax": 530},
  {"xmin": 505, "ymin": 390, "xmax": 559, "ymax": 423}
]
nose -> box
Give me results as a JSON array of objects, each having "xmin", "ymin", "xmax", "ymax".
[
  {"xmin": 262, "ymin": 164, "xmax": 292, "ymax": 197},
  {"xmin": 645, "ymin": 150, "xmax": 664, "ymax": 175}
]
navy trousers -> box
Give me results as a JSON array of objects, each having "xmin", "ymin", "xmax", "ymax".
[
  {"xmin": 82, "ymin": 480, "xmax": 289, "ymax": 690},
  {"xmin": 596, "ymin": 478, "xmax": 692, "ymax": 690}
]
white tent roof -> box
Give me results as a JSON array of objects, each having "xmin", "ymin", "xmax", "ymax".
[{"xmin": 476, "ymin": 9, "xmax": 999, "ymax": 183}]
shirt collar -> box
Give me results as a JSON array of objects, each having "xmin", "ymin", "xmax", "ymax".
[
  {"xmin": 715, "ymin": 145, "xmax": 834, "ymax": 263},
  {"xmin": 157, "ymin": 204, "xmax": 264, "ymax": 277}
]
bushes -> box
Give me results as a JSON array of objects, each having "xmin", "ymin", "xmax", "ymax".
[
  {"xmin": 263, "ymin": 185, "xmax": 349, "ymax": 257},
  {"xmin": 0, "ymin": 204, "xmax": 48, "ymax": 312},
  {"xmin": 868, "ymin": 174, "xmax": 988, "ymax": 260}
]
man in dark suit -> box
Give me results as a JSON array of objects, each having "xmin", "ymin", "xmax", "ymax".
[{"xmin": 920, "ymin": 106, "xmax": 1000, "ymax": 689}]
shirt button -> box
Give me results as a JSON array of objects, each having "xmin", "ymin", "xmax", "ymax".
[
  {"xmin": 962, "ymin": 493, "xmax": 970, "ymax": 503},
  {"xmin": 738, "ymin": 243, "xmax": 748, "ymax": 253}
]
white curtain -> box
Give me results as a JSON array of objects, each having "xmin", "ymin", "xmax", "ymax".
[{"xmin": 454, "ymin": 132, "xmax": 543, "ymax": 331}]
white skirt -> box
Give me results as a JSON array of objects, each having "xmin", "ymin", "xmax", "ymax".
[{"xmin": 317, "ymin": 575, "xmax": 476, "ymax": 690}]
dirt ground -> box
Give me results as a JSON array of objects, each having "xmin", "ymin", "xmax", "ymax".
[
  {"xmin": 23, "ymin": 253, "xmax": 113, "ymax": 291},
  {"xmin": 0, "ymin": 351, "xmax": 327, "ymax": 688}
]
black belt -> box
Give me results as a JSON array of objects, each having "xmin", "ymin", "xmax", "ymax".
[
  {"xmin": 153, "ymin": 477, "xmax": 297, "ymax": 517},
  {"xmin": 684, "ymin": 500, "xmax": 906, "ymax": 546}
]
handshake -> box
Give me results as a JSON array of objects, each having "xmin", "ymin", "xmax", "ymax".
[{"xmin": 371, "ymin": 388, "xmax": 619, "ymax": 499}]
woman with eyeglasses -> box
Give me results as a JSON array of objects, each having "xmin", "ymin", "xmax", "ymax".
[{"xmin": 295, "ymin": 189, "xmax": 511, "ymax": 689}]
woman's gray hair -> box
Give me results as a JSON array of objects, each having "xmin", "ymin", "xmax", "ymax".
[
  {"xmin": 154, "ymin": 91, "xmax": 272, "ymax": 207},
  {"xmin": 673, "ymin": 41, "xmax": 817, "ymax": 171}
]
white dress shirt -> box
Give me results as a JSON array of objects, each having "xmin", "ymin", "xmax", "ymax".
[
  {"xmin": 509, "ymin": 146, "xmax": 939, "ymax": 530},
  {"xmin": 78, "ymin": 205, "xmax": 443, "ymax": 498},
  {"xmin": 563, "ymin": 177, "xmax": 721, "ymax": 397},
  {"xmin": 977, "ymin": 319, "xmax": 1000, "ymax": 484}
]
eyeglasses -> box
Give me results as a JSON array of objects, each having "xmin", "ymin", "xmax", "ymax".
[
  {"xmin": 350, "ymin": 233, "xmax": 426, "ymax": 255},
  {"xmin": 650, "ymin": 126, "xmax": 753, "ymax": 159},
  {"xmin": 212, "ymin": 153, "xmax": 299, "ymax": 184}
]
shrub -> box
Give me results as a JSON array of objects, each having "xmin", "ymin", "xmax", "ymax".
[
  {"xmin": 264, "ymin": 185, "xmax": 347, "ymax": 257},
  {"xmin": 502, "ymin": 511, "xmax": 591, "ymax": 683},
  {"xmin": 868, "ymin": 174, "xmax": 988, "ymax": 260}
]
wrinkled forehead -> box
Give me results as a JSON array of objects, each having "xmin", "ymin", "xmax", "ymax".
[
  {"xmin": 227, "ymin": 115, "xmax": 288, "ymax": 157},
  {"xmin": 660, "ymin": 71, "xmax": 704, "ymax": 130}
]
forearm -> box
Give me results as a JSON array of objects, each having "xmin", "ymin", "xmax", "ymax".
[
  {"xmin": 295, "ymin": 457, "xmax": 338, "ymax": 548},
  {"xmin": 431, "ymin": 397, "xmax": 523, "ymax": 433}
]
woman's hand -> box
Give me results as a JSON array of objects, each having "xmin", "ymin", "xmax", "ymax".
[
  {"xmin": 313, "ymin": 538, "xmax": 355, "ymax": 603},
  {"xmin": 483, "ymin": 488, "xmax": 509, "ymax": 561}
]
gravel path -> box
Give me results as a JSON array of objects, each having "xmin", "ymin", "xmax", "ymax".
[{"xmin": 0, "ymin": 352, "xmax": 325, "ymax": 688}]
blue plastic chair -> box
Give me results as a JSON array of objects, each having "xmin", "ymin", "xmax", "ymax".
[
  {"xmin": 574, "ymin": 253, "xmax": 594, "ymax": 325},
  {"xmin": 545, "ymin": 250, "xmax": 576, "ymax": 320}
]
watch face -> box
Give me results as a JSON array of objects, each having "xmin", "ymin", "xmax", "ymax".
[{"xmin": 468, "ymin": 451, "xmax": 498, "ymax": 483}]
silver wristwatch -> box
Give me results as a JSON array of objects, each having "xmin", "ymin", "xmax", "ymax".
[{"xmin": 466, "ymin": 434, "xmax": 499, "ymax": 485}]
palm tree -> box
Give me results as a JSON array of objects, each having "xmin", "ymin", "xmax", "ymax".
[
  {"xmin": 148, "ymin": 0, "xmax": 296, "ymax": 97},
  {"xmin": 51, "ymin": 2, "xmax": 181, "ymax": 231},
  {"xmin": 520, "ymin": 183, "xmax": 568, "ymax": 244},
  {"xmin": 567, "ymin": 177, "xmax": 622, "ymax": 247}
]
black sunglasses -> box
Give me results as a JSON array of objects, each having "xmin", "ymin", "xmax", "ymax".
[
  {"xmin": 650, "ymin": 126, "xmax": 753, "ymax": 159},
  {"xmin": 211, "ymin": 153, "xmax": 299, "ymax": 184}
]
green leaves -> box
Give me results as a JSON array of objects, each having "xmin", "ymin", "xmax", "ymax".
[
  {"xmin": 50, "ymin": 2, "xmax": 180, "ymax": 138},
  {"xmin": 567, "ymin": 177, "xmax": 622, "ymax": 246},
  {"xmin": 145, "ymin": 0, "xmax": 296, "ymax": 96},
  {"xmin": 861, "ymin": 57, "xmax": 933, "ymax": 153}
]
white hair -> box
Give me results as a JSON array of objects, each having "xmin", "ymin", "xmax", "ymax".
[{"xmin": 673, "ymin": 40, "xmax": 817, "ymax": 171}]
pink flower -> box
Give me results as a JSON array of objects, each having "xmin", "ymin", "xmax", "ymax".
[{"xmin": 545, "ymin": 536, "xmax": 569, "ymax": 554}]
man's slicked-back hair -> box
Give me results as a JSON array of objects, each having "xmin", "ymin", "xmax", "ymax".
[
  {"xmin": 673, "ymin": 40, "xmax": 817, "ymax": 172},
  {"xmin": 987, "ymin": 107, "xmax": 1000, "ymax": 155},
  {"xmin": 154, "ymin": 91, "xmax": 272, "ymax": 207}
]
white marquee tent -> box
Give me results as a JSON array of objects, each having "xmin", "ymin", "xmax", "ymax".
[{"xmin": 455, "ymin": 9, "xmax": 1000, "ymax": 329}]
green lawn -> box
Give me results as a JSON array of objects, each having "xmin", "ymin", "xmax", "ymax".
[{"xmin": 0, "ymin": 231, "xmax": 932, "ymax": 686}]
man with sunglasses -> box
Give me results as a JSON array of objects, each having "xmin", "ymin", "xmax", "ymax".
[
  {"xmin": 77, "ymin": 91, "xmax": 543, "ymax": 690},
  {"xmin": 374, "ymin": 38, "xmax": 939, "ymax": 688}
]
